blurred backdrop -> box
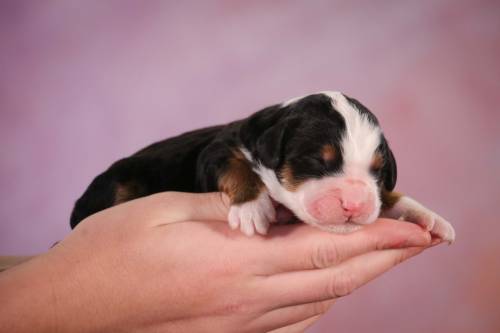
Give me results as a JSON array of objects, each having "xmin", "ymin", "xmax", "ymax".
[{"xmin": 1, "ymin": 0, "xmax": 499, "ymax": 332}]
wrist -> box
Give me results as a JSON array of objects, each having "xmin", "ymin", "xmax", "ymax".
[
  {"xmin": 0, "ymin": 247, "xmax": 109, "ymax": 333},
  {"xmin": 0, "ymin": 253, "xmax": 59, "ymax": 333}
]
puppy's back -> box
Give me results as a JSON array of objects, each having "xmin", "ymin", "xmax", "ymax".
[{"xmin": 70, "ymin": 125, "xmax": 224, "ymax": 228}]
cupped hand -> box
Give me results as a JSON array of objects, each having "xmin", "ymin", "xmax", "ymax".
[{"xmin": 0, "ymin": 192, "xmax": 434, "ymax": 333}]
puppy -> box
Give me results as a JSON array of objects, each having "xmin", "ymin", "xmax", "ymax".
[{"xmin": 70, "ymin": 91, "xmax": 455, "ymax": 242}]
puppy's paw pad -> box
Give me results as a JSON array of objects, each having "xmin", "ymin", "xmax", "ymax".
[{"xmin": 227, "ymin": 194, "xmax": 275, "ymax": 236}]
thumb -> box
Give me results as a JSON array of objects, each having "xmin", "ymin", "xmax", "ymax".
[{"xmin": 152, "ymin": 191, "xmax": 230, "ymax": 224}]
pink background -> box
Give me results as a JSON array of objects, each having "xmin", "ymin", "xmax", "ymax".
[{"xmin": 1, "ymin": 1, "xmax": 499, "ymax": 332}]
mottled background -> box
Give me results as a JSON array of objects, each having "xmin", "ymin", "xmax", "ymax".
[{"xmin": 1, "ymin": 1, "xmax": 499, "ymax": 332}]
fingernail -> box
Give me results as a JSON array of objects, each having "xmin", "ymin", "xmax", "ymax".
[
  {"xmin": 404, "ymin": 232, "xmax": 431, "ymax": 247},
  {"xmin": 431, "ymin": 238, "xmax": 443, "ymax": 246}
]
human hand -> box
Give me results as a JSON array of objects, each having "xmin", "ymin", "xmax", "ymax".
[{"xmin": 0, "ymin": 192, "xmax": 434, "ymax": 333}]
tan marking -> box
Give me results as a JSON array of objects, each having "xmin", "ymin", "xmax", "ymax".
[
  {"xmin": 371, "ymin": 152, "xmax": 384, "ymax": 171},
  {"xmin": 114, "ymin": 184, "xmax": 130, "ymax": 204},
  {"xmin": 218, "ymin": 150, "xmax": 263, "ymax": 204},
  {"xmin": 381, "ymin": 190, "xmax": 402, "ymax": 209},
  {"xmin": 322, "ymin": 144, "xmax": 336, "ymax": 162},
  {"xmin": 279, "ymin": 163, "xmax": 304, "ymax": 192},
  {"xmin": 114, "ymin": 181, "xmax": 144, "ymax": 205}
]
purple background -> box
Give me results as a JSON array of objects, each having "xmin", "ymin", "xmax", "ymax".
[{"xmin": 1, "ymin": 1, "xmax": 499, "ymax": 332}]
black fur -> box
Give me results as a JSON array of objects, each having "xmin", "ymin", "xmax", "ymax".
[
  {"xmin": 283, "ymin": 94, "xmax": 347, "ymax": 179},
  {"xmin": 71, "ymin": 125, "xmax": 224, "ymax": 228},
  {"xmin": 379, "ymin": 135, "xmax": 397, "ymax": 191}
]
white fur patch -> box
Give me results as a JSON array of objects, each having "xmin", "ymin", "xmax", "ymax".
[
  {"xmin": 228, "ymin": 191, "xmax": 275, "ymax": 236},
  {"xmin": 240, "ymin": 147, "xmax": 316, "ymax": 222}
]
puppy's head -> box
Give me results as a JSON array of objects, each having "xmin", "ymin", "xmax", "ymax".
[{"xmin": 242, "ymin": 92, "xmax": 396, "ymax": 232}]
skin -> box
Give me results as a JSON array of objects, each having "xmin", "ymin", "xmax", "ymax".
[{"xmin": 0, "ymin": 192, "xmax": 439, "ymax": 333}]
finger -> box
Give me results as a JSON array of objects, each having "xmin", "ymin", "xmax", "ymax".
[
  {"xmin": 151, "ymin": 192, "xmax": 230, "ymax": 224},
  {"xmin": 258, "ymin": 219, "xmax": 431, "ymax": 274},
  {"xmin": 250, "ymin": 299, "xmax": 335, "ymax": 333},
  {"xmin": 260, "ymin": 246, "xmax": 425, "ymax": 307},
  {"xmin": 267, "ymin": 314, "xmax": 323, "ymax": 333}
]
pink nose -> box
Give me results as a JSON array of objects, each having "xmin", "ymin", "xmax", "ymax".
[
  {"xmin": 340, "ymin": 179, "xmax": 367, "ymax": 216},
  {"xmin": 341, "ymin": 200, "xmax": 364, "ymax": 215}
]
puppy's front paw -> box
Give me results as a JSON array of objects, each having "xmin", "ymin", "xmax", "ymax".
[
  {"xmin": 397, "ymin": 197, "xmax": 456, "ymax": 243},
  {"xmin": 228, "ymin": 193, "xmax": 276, "ymax": 236}
]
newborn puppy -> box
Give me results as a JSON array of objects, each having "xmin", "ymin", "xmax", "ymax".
[{"xmin": 70, "ymin": 91, "xmax": 455, "ymax": 242}]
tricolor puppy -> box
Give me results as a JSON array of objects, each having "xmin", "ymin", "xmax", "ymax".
[{"xmin": 70, "ymin": 91, "xmax": 455, "ymax": 242}]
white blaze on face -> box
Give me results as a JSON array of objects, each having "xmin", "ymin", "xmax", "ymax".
[
  {"xmin": 242, "ymin": 92, "xmax": 383, "ymax": 232},
  {"xmin": 322, "ymin": 91, "xmax": 381, "ymax": 173},
  {"xmin": 319, "ymin": 91, "xmax": 382, "ymax": 227}
]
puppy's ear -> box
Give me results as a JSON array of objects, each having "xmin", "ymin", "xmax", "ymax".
[
  {"xmin": 240, "ymin": 104, "xmax": 290, "ymax": 169},
  {"xmin": 256, "ymin": 122, "xmax": 287, "ymax": 169},
  {"xmin": 381, "ymin": 137, "xmax": 397, "ymax": 191}
]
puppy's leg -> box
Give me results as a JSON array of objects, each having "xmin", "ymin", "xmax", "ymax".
[
  {"xmin": 380, "ymin": 191, "xmax": 456, "ymax": 243},
  {"xmin": 218, "ymin": 151, "xmax": 276, "ymax": 236}
]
